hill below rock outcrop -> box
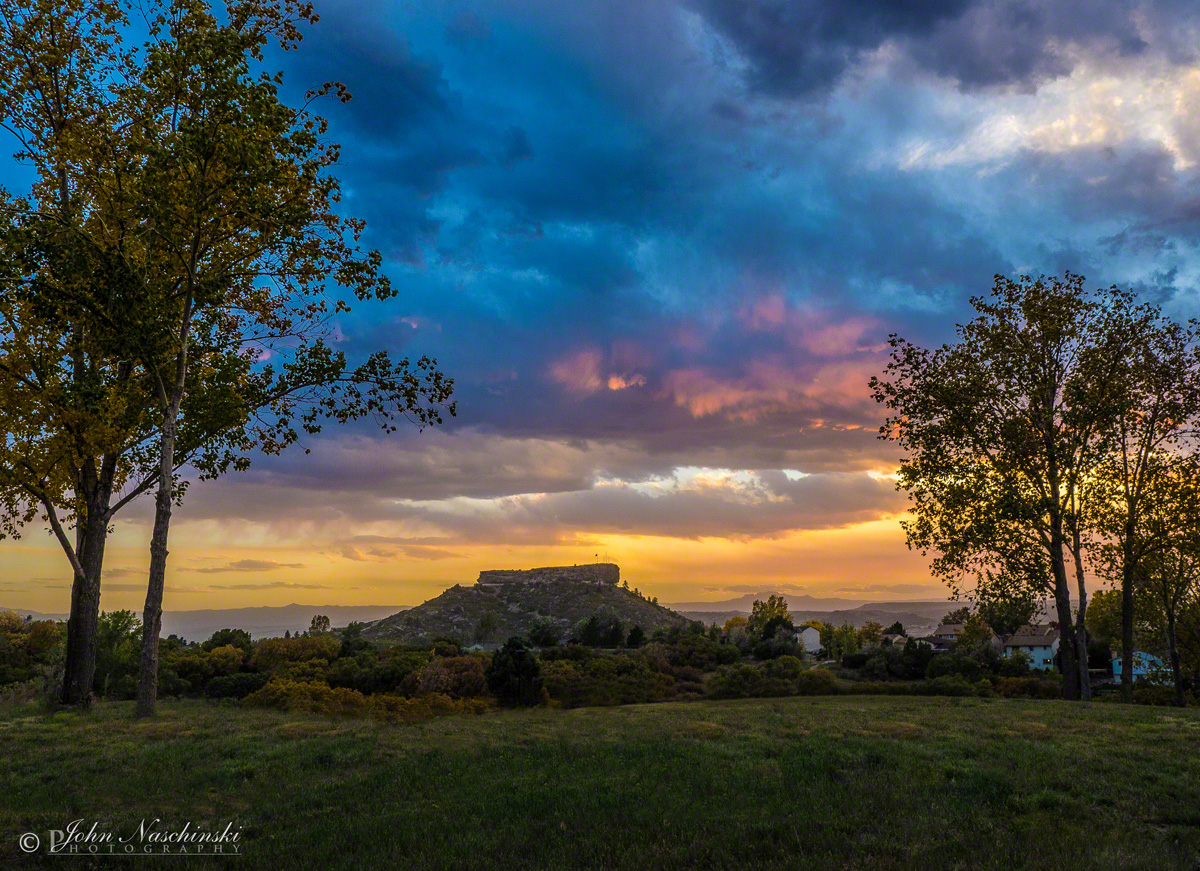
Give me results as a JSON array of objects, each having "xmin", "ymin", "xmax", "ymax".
[{"xmin": 364, "ymin": 563, "xmax": 689, "ymax": 645}]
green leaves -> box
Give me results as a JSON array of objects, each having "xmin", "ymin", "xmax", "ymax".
[{"xmin": 873, "ymin": 272, "xmax": 1200, "ymax": 699}]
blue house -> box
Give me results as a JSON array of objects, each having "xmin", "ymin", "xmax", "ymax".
[
  {"xmin": 1003, "ymin": 624, "xmax": 1059, "ymax": 671},
  {"xmin": 1112, "ymin": 651, "xmax": 1164, "ymax": 681}
]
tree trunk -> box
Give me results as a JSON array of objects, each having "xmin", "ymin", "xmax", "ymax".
[
  {"xmin": 1053, "ymin": 588, "xmax": 1080, "ymax": 700},
  {"xmin": 1075, "ymin": 620, "xmax": 1091, "ymax": 701},
  {"xmin": 59, "ymin": 517, "xmax": 108, "ymax": 705},
  {"xmin": 1167, "ymin": 610, "xmax": 1185, "ymax": 708},
  {"xmin": 1072, "ymin": 547, "xmax": 1092, "ymax": 701},
  {"xmin": 1050, "ymin": 540, "xmax": 1080, "ymax": 700},
  {"xmin": 135, "ymin": 410, "xmax": 179, "ymax": 718},
  {"xmin": 1121, "ymin": 539, "xmax": 1136, "ymax": 703}
]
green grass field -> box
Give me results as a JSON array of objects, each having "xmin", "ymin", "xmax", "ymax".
[{"xmin": 1, "ymin": 696, "xmax": 1198, "ymax": 870}]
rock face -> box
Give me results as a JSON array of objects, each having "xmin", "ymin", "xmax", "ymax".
[
  {"xmin": 477, "ymin": 563, "xmax": 619, "ymax": 587},
  {"xmin": 364, "ymin": 563, "xmax": 687, "ymax": 646}
]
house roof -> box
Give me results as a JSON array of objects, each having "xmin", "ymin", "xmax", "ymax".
[
  {"xmin": 1004, "ymin": 624, "xmax": 1058, "ymax": 648},
  {"xmin": 934, "ymin": 623, "xmax": 965, "ymax": 636}
]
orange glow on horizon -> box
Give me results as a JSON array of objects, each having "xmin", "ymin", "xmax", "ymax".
[{"xmin": 1, "ymin": 515, "xmax": 944, "ymax": 614}]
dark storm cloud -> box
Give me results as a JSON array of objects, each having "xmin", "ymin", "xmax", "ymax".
[
  {"xmin": 689, "ymin": 0, "xmax": 1179, "ymax": 97},
  {"xmin": 139, "ymin": 0, "xmax": 1200, "ymax": 546},
  {"xmin": 690, "ymin": 0, "xmax": 970, "ymax": 95}
]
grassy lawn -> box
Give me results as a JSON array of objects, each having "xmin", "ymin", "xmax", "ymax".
[{"xmin": 1, "ymin": 695, "xmax": 1198, "ymax": 870}]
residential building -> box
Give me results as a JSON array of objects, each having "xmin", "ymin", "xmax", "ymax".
[
  {"xmin": 794, "ymin": 625, "xmax": 821, "ymax": 654},
  {"xmin": 1112, "ymin": 651, "xmax": 1164, "ymax": 681},
  {"xmin": 1003, "ymin": 624, "xmax": 1059, "ymax": 671}
]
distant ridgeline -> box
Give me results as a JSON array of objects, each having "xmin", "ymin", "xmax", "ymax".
[{"xmin": 364, "ymin": 563, "xmax": 686, "ymax": 646}]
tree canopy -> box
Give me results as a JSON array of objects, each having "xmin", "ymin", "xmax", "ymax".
[
  {"xmin": 0, "ymin": 0, "xmax": 455, "ymax": 706},
  {"xmin": 871, "ymin": 273, "xmax": 1193, "ymax": 700}
]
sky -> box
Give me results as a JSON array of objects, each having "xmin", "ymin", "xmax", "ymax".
[{"xmin": 6, "ymin": 0, "xmax": 1200, "ymax": 612}]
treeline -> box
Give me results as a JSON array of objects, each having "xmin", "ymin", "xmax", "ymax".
[{"xmin": 0, "ymin": 597, "xmax": 1071, "ymax": 720}]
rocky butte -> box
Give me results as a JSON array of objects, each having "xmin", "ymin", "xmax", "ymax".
[
  {"xmin": 364, "ymin": 563, "xmax": 688, "ymax": 646},
  {"xmin": 476, "ymin": 563, "xmax": 621, "ymax": 587}
]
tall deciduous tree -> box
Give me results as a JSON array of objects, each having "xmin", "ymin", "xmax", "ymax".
[
  {"xmin": 0, "ymin": 0, "xmax": 455, "ymax": 710},
  {"xmin": 871, "ymin": 274, "xmax": 1147, "ymax": 700},
  {"xmin": 115, "ymin": 0, "xmax": 454, "ymax": 717},
  {"xmin": 0, "ymin": 0, "xmax": 161, "ymax": 704},
  {"xmin": 1092, "ymin": 317, "xmax": 1200, "ymax": 701},
  {"xmin": 1126, "ymin": 457, "xmax": 1200, "ymax": 706}
]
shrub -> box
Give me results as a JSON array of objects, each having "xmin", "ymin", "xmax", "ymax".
[
  {"xmin": 527, "ymin": 618, "xmax": 562, "ymax": 648},
  {"xmin": 841, "ymin": 651, "xmax": 872, "ymax": 670},
  {"xmin": 573, "ymin": 612, "xmax": 625, "ymax": 647},
  {"xmin": 707, "ymin": 664, "xmax": 766, "ymax": 699},
  {"xmin": 926, "ymin": 652, "xmax": 985, "ymax": 682},
  {"xmin": 994, "ymin": 676, "xmax": 1061, "ymax": 699},
  {"xmin": 251, "ymin": 635, "xmax": 340, "ymax": 671},
  {"xmin": 202, "ymin": 628, "xmax": 253, "ymax": 654},
  {"xmin": 327, "ymin": 648, "xmax": 432, "ymax": 695},
  {"xmin": 918, "ymin": 675, "xmax": 975, "ymax": 697},
  {"xmin": 274, "ymin": 659, "xmax": 334, "ymax": 683},
  {"xmin": 794, "ymin": 667, "xmax": 840, "ymax": 696},
  {"xmin": 752, "ymin": 636, "xmax": 801, "ymax": 660},
  {"xmin": 242, "ymin": 680, "xmax": 493, "ymax": 723},
  {"xmin": 644, "ymin": 635, "xmax": 738, "ymax": 671},
  {"xmin": 708, "ymin": 658, "xmax": 829, "ymax": 700},
  {"xmin": 156, "ymin": 667, "xmax": 190, "ymax": 698},
  {"xmin": 844, "ymin": 680, "xmax": 911, "ymax": 696},
  {"xmin": 860, "ymin": 654, "xmax": 890, "ymax": 681},
  {"xmin": 1131, "ymin": 681, "xmax": 1185, "ymax": 707},
  {"xmin": 365, "ymin": 693, "xmax": 493, "ymax": 723},
  {"xmin": 207, "ymin": 672, "xmax": 270, "ymax": 699},
  {"xmin": 431, "ymin": 639, "xmax": 463, "ymax": 657},
  {"xmin": 243, "ymin": 679, "xmax": 368, "ymax": 716},
  {"xmin": 539, "ymin": 643, "xmax": 594, "ymax": 663},
  {"xmin": 542, "ymin": 655, "xmax": 676, "ymax": 707},
  {"xmin": 0, "ymin": 618, "xmax": 63, "ymax": 687},
  {"xmin": 764, "ymin": 655, "xmax": 805, "ymax": 681},
  {"xmin": 206, "ymin": 644, "xmax": 244, "ymax": 676},
  {"xmin": 416, "ymin": 655, "xmax": 489, "ymax": 699},
  {"xmin": 487, "ymin": 638, "xmax": 543, "ymax": 706},
  {"xmin": 1000, "ymin": 650, "xmax": 1033, "ymax": 677}
]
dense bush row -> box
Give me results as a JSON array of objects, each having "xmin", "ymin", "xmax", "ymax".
[{"xmin": 0, "ymin": 604, "xmax": 1127, "ymax": 720}]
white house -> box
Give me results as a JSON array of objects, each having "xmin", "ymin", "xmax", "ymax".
[
  {"xmin": 1003, "ymin": 624, "xmax": 1059, "ymax": 671},
  {"xmin": 795, "ymin": 625, "xmax": 821, "ymax": 653}
]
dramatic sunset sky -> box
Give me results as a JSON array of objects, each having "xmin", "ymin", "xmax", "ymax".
[{"xmin": 6, "ymin": 0, "xmax": 1200, "ymax": 612}]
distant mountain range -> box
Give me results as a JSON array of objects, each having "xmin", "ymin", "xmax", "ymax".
[
  {"xmin": 1, "ymin": 589, "xmax": 988, "ymax": 643},
  {"xmin": 666, "ymin": 592, "xmax": 872, "ymax": 612},
  {"xmin": 1, "ymin": 604, "xmax": 409, "ymax": 642}
]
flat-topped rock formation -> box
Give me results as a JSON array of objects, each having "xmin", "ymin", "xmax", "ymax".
[
  {"xmin": 477, "ymin": 563, "xmax": 619, "ymax": 586},
  {"xmin": 364, "ymin": 562, "xmax": 687, "ymax": 646}
]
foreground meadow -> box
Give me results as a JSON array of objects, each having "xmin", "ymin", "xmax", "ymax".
[{"xmin": 1, "ymin": 695, "xmax": 1198, "ymax": 870}]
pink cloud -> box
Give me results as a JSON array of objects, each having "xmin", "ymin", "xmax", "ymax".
[
  {"xmin": 661, "ymin": 358, "xmax": 880, "ymax": 422},
  {"xmin": 737, "ymin": 294, "xmax": 875, "ymax": 357},
  {"xmin": 551, "ymin": 348, "xmax": 648, "ymax": 394},
  {"xmin": 550, "ymin": 349, "xmax": 605, "ymax": 393}
]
